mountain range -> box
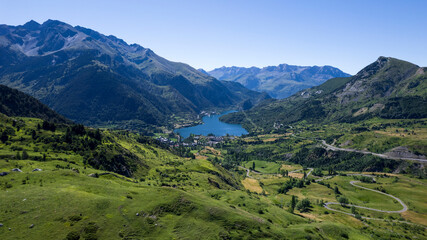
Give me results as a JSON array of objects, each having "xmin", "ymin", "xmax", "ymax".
[
  {"xmin": 221, "ymin": 57, "xmax": 427, "ymax": 132},
  {"xmin": 0, "ymin": 20, "xmax": 268, "ymax": 130},
  {"xmin": 205, "ymin": 64, "xmax": 351, "ymax": 99}
]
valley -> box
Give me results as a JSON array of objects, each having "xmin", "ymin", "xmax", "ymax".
[
  {"xmin": 1, "ymin": 114, "xmax": 426, "ymax": 239},
  {"xmin": 0, "ymin": 12, "xmax": 426, "ymax": 240}
]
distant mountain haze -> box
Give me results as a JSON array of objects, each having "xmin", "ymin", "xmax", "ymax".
[
  {"xmin": 206, "ymin": 64, "xmax": 351, "ymax": 99},
  {"xmin": 0, "ymin": 20, "xmax": 269, "ymax": 129}
]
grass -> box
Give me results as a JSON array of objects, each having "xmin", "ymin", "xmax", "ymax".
[
  {"xmin": 243, "ymin": 160, "xmax": 282, "ymax": 174},
  {"xmin": 322, "ymin": 176, "xmax": 403, "ymax": 211},
  {"xmin": 0, "ymin": 160, "xmax": 303, "ymax": 239},
  {"xmin": 1, "ymin": 114, "xmax": 427, "ymax": 239},
  {"xmin": 241, "ymin": 178, "xmax": 263, "ymax": 193}
]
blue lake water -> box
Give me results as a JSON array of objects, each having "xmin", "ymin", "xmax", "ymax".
[{"xmin": 174, "ymin": 110, "xmax": 248, "ymax": 138}]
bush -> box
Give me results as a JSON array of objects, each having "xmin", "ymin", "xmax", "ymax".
[
  {"xmin": 296, "ymin": 198, "xmax": 311, "ymax": 212},
  {"xmin": 83, "ymin": 222, "xmax": 99, "ymax": 240},
  {"xmin": 69, "ymin": 215, "xmax": 82, "ymax": 222},
  {"xmin": 65, "ymin": 231, "xmax": 80, "ymax": 240},
  {"xmin": 338, "ymin": 196, "xmax": 349, "ymax": 206},
  {"xmin": 312, "ymin": 168, "xmax": 323, "ymax": 177},
  {"xmin": 356, "ymin": 176, "xmax": 375, "ymax": 183}
]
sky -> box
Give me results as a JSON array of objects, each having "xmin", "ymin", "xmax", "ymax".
[{"xmin": 1, "ymin": 0, "xmax": 426, "ymax": 74}]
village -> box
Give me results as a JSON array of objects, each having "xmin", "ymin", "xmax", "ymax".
[{"xmin": 155, "ymin": 133, "xmax": 235, "ymax": 148}]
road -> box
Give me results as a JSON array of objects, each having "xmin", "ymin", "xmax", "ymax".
[
  {"xmin": 238, "ymin": 166, "xmax": 260, "ymax": 178},
  {"xmin": 289, "ymin": 168, "xmax": 313, "ymax": 177},
  {"xmin": 321, "ymin": 140, "xmax": 427, "ymax": 163},
  {"xmin": 323, "ymin": 180, "xmax": 407, "ymax": 214}
]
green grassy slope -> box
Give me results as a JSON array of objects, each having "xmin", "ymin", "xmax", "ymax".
[{"xmin": 0, "ymin": 114, "xmax": 404, "ymax": 239}]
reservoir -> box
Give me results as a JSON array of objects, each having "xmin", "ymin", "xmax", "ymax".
[{"xmin": 174, "ymin": 110, "xmax": 248, "ymax": 139}]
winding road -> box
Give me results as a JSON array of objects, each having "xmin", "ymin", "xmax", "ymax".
[
  {"xmin": 323, "ymin": 180, "xmax": 407, "ymax": 216},
  {"xmin": 241, "ymin": 164, "xmax": 425, "ymax": 228},
  {"xmin": 319, "ymin": 178, "xmax": 427, "ymax": 229},
  {"xmin": 321, "ymin": 140, "xmax": 427, "ymax": 163}
]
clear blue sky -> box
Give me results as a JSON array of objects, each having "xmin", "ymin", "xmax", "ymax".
[{"xmin": 1, "ymin": 0, "xmax": 426, "ymax": 74}]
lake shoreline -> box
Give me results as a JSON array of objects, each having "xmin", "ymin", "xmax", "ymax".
[{"xmin": 174, "ymin": 110, "xmax": 248, "ymax": 139}]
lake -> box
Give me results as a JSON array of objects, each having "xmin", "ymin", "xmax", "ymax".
[{"xmin": 174, "ymin": 110, "xmax": 248, "ymax": 138}]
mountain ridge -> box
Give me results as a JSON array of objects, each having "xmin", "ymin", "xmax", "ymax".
[
  {"xmin": 0, "ymin": 20, "xmax": 269, "ymax": 130},
  {"xmin": 0, "ymin": 84, "xmax": 70, "ymax": 123},
  {"xmin": 220, "ymin": 57, "xmax": 427, "ymax": 132},
  {"xmin": 205, "ymin": 63, "xmax": 351, "ymax": 99}
]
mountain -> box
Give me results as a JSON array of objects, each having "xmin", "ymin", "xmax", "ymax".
[
  {"xmin": 221, "ymin": 57, "xmax": 427, "ymax": 132},
  {"xmin": 0, "ymin": 20, "xmax": 268, "ymax": 130},
  {"xmin": 206, "ymin": 64, "xmax": 351, "ymax": 99},
  {"xmin": 0, "ymin": 84, "xmax": 70, "ymax": 123}
]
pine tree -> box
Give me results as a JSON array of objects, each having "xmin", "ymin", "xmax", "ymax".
[
  {"xmin": 0, "ymin": 131, "xmax": 8, "ymax": 143},
  {"xmin": 22, "ymin": 150, "xmax": 29, "ymax": 160},
  {"xmin": 290, "ymin": 195, "xmax": 297, "ymax": 212},
  {"xmin": 31, "ymin": 130, "xmax": 37, "ymax": 140},
  {"xmin": 334, "ymin": 186, "xmax": 340, "ymax": 195}
]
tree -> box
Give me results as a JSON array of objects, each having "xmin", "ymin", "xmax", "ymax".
[
  {"xmin": 351, "ymin": 206, "xmax": 357, "ymax": 214},
  {"xmin": 0, "ymin": 131, "xmax": 8, "ymax": 143},
  {"xmin": 15, "ymin": 152, "xmax": 21, "ymax": 160},
  {"xmin": 313, "ymin": 168, "xmax": 323, "ymax": 177},
  {"xmin": 355, "ymin": 214, "xmax": 362, "ymax": 220},
  {"xmin": 22, "ymin": 150, "xmax": 29, "ymax": 160},
  {"xmin": 296, "ymin": 198, "xmax": 311, "ymax": 212},
  {"xmin": 289, "ymin": 195, "xmax": 297, "ymax": 213},
  {"xmin": 42, "ymin": 121, "xmax": 56, "ymax": 132},
  {"xmin": 334, "ymin": 186, "xmax": 341, "ymax": 195},
  {"xmin": 338, "ymin": 196, "xmax": 349, "ymax": 206},
  {"xmin": 31, "ymin": 130, "xmax": 37, "ymax": 140},
  {"xmin": 291, "ymin": 195, "xmax": 297, "ymax": 209},
  {"xmin": 328, "ymin": 167, "xmax": 336, "ymax": 175},
  {"xmin": 252, "ymin": 161, "xmax": 256, "ymax": 171},
  {"xmin": 296, "ymin": 179, "xmax": 304, "ymax": 188}
]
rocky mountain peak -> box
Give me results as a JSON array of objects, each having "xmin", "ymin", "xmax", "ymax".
[
  {"xmin": 22, "ymin": 20, "xmax": 41, "ymax": 30},
  {"xmin": 353, "ymin": 56, "xmax": 390, "ymax": 80}
]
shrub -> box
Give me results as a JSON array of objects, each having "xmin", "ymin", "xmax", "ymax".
[
  {"xmin": 65, "ymin": 231, "xmax": 80, "ymax": 240},
  {"xmin": 83, "ymin": 222, "xmax": 99, "ymax": 240},
  {"xmin": 69, "ymin": 215, "xmax": 82, "ymax": 222},
  {"xmin": 296, "ymin": 198, "xmax": 311, "ymax": 212},
  {"xmin": 338, "ymin": 196, "xmax": 349, "ymax": 206}
]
